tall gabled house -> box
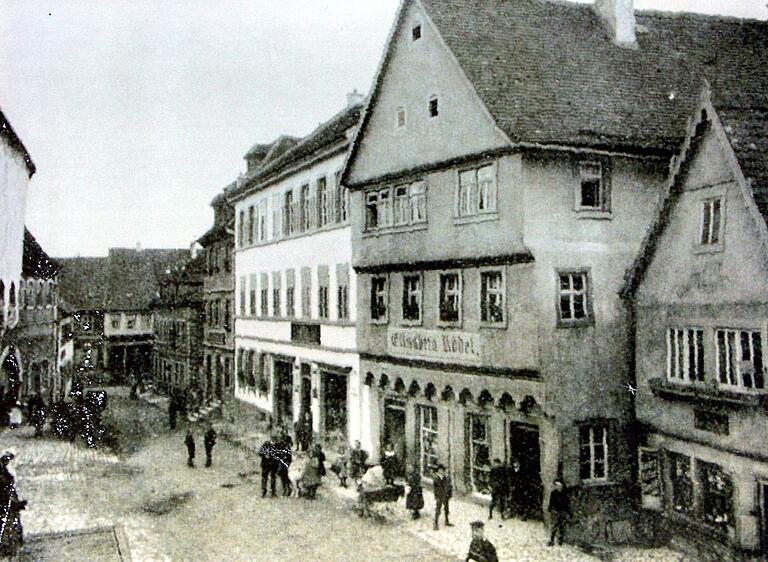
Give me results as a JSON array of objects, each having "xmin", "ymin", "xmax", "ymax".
[
  {"xmin": 623, "ymin": 82, "xmax": 768, "ymax": 558},
  {"xmin": 341, "ymin": 0, "xmax": 767, "ymax": 544}
]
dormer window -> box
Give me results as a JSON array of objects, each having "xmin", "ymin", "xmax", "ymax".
[
  {"xmin": 429, "ymin": 96, "xmax": 439, "ymax": 118},
  {"xmin": 412, "ymin": 24, "xmax": 422, "ymax": 41},
  {"xmin": 396, "ymin": 106, "xmax": 406, "ymax": 129}
]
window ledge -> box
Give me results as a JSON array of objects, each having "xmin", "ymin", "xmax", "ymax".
[
  {"xmin": 579, "ymin": 479, "xmax": 614, "ymax": 488},
  {"xmin": 436, "ymin": 321, "xmax": 463, "ymax": 330},
  {"xmin": 556, "ymin": 318, "xmax": 594, "ymax": 329},
  {"xmin": 479, "ymin": 321, "xmax": 507, "ymax": 330},
  {"xmin": 453, "ymin": 213, "xmax": 498, "ymax": 226},
  {"xmin": 693, "ymin": 243, "xmax": 724, "ymax": 255},
  {"xmin": 574, "ymin": 209, "xmax": 612, "ymax": 220},
  {"xmin": 363, "ymin": 223, "xmax": 428, "ymax": 238},
  {"xmin": 648, "ymin": 377, "xmax": 767, "ymax": 410}
]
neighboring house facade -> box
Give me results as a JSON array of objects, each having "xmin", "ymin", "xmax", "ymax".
[
  {"xmin": 14, "ymin": 229, "xmax": 60, "ymax": 401},
  {"xmin": 0, "ymin": 107, "xmax": 37, "ymax": 405},
  {"xmin": 624, "ymin": 84, "xmax": 768, "ymax": 558},
  {"xmin": 198, "ymin": 191, "xmax": 236, "ymax": 402},
  {"xmin": 152, "ymin": 252, "xmax": 205, "ymax": 399},
  {"xmin": 229, "ymin": 95, "xmax": 366, "ymax": 449},
  {"xmin": 58, "ymin": 247, "xmax": 188, "ymax": 385},
  {"xmin": 341, "ymin": 0, "xmax": 766, "ymax": 543}
]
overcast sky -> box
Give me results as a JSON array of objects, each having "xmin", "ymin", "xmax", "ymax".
[{"xmin": 1, "ymin": 0, "xmax": 766, "ymax": 257}]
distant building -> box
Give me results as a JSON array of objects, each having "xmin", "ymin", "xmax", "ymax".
[
  {"xmin": 151, "ymin": 251, "xmax": 205, "ymax": 399},
  {"xmin": 341, "ymin": 0, "xmax": 767, "ymax": 543},
  {"xmin": 14, "ymin": 229, "xmax": 61, "ymax": 401},
  {"xmin": 228, "ymin": 94, "xmax": 366, "ymax": 448},
  {"xmin": 0, "ymin": 105, "xmax": 39, "ymax": 405},
  {"xmin": 624, "ymin": 83, "xmax": 768, "ymax": 558},
  {"xmin": 197, "ymin": 191, "xmax": 236, "ymax": 403},
  {"xmin": 57, "ymin": 247, "xmax": 188, "ymax": 385}
]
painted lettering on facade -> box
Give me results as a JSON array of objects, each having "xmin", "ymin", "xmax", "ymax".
[{"xmin": 388, "ymin": 328, "xmax": 481, "ymax": 364}]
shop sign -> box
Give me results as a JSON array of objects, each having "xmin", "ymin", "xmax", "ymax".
[{"xmin": 388, "ymin": 328, "xmax": 482, "ymax": 364}]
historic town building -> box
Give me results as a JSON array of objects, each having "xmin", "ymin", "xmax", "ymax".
[
  {"xmin": 623, "ymin": 82, "xmax": 768, "ymax": 558},
  {"xmin": 57, "ymin": 247, "xmax": 188, "ymax": 385},
  {"xmin": 14, "ymin": 229, "xmax": 61, "ymax": 401},
  {"xmin": 152, "ymin": 250, "xmax": 205, "ymax": 399},
  {"xmin": 198, "ymin": 191, "xmax": 236, "ymax": 403},
  {"xmin": 229, "ymin": 94, "xmax": 366, "ymax": 449},
  {"xmin": 0, "ymin": 106, "xmax": 39, "ymax": 405},
  {"xmin": 340, "ymin": 0, "xmax": 766, "ymax": 543}
]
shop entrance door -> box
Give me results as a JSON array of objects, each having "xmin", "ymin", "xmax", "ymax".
[
  {"xmin": 508, "ymin": 422, "xmax": 543, "ymax": 520},
  {"xmin": 383, "ymin": 398, "xmax": 406, "ymax": 477},
  {"xmin": 274, "ymin": 360, "xmax": 294, "ymax": 429},
  {"xmin": 323, "ymin": 371, "xmax": 347, "ymax": 439}
]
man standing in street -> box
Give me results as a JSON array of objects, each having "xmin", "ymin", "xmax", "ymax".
[
  {"xmin": 508, "ymin": 459, "xmax": 526, "ymax": 520},
  {"xmin": 204, "ymin": 423, "xmax": 217, "ymax": 468},
  {"xmin": 259, "ymin": 434, "xmax": 278, "ymax": 498},
  {"xmin": 547, "ymin": 479, "xmax": 571, "ymax": 546},
  {"xmin": 185, "ymin": 428, "xmax": 196, "ymax": 468},
  {"xmin": 488, "ymin": 458, "xmax": 508, "ymax": 520},
  {"xmin": 465, "ymin": 521, "xmax": 498, "ymax": 562},
  {"xmin": 433, "ymin": 463, "xmax": 454, "ymax": 530},
  {"xmin": 0, "ymin": 451, "xmax": 26, "ymax": 559}
]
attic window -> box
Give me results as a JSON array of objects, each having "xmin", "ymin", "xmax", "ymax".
[
  {"xmin": 396, "ymin": 106, "xmax": 406, "ymax": 129},
  {"xmin": 412, "ymin": 24, "xmax": 422, "ymax": 41},
  {"xmin": 429, "ymin": 96, "xmax": 439, "ymax": 118},
  {"xmin": 576, "ymin": 161, "xmax": 611, "ymax": 215},
  {"xmin": 700, "ymin": 198, "xmax": 723, "ymax": 248}
]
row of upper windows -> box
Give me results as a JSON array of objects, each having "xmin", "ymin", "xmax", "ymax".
[
  {"xmin": 206, "ymin": 242, "xmax": 232, "ymax": 274},
  {"xmin": 238, "ymin": 267, "xmax": 350, "ymax": 323},
  {"xmin": 363, "ymin": 159, "xmax": 613, "ymax": 233},
  {"xmin": 237, "ymin": 170, "xmax": 348, "ymax": 249},
  {"xmin": 367, "ymin": 269, "xmax": 592, "ymax": 328},
  {"xmin": 156, "ymin": 319, "xmax": 188, "ymax": 345},
  {"xmin": 0, "ymin": 279, "xmax": 56, "ymax": 309},
  {"xmin": 206, "ymin": 298, "xmax": 233, "ymax": 331},
  {"xmin": 665, "ymin": 327, "xmax": 764, "ymax": 393},
  {"xmin": 110, "ymin": 313, "xmax": 144, "ymax": 330}
]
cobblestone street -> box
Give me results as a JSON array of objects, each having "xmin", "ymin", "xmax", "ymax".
[{"xmin": 0, "ymin": 391, "xmax": 694, "ymax": 561}]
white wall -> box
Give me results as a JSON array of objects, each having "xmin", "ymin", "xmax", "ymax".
[{"xmin": 0, "ymin": 138, "xmax": 31, "ymax": 327}]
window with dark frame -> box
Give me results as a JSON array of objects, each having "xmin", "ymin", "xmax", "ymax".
[
  {"xmin": 669, "ymin": 451, "xmax": 694, "ymax": 515},
  {"xmin": 286, "ymin": 286, "xmax": 295, "ymax": 318},
  {"xmin": 370, "ymin": 276, "xmax": 388, "ymax": 321},
  {"xmin": 700, "ymin": 198, "xmax": 723, "ymax": 246},
  {"xmin": 697, "ymin": 459, "xmax": 733, "ymax": 531},
  {"xmin": 558, "ymin": 271, "xmax": 590, "ymax": 325},
  {"xmin": 412, "ymin": 24, "xmax": 422, "ymax": 41},
  {"xmin": 458, "ymin": 164, "xmax": 496, "ymax": 217},
  {"xmin": 261, "ymin": 286, "xmax": 268, "ymax": 317},
  {"xmin": 337, "ymin": 285, "xmax": 349, "ymax": 321},
  {"xmin": 317, "ymin": 177, "xmax": 328, "ymax": 228},
  {"xmin": 402, "ymin": 274, "xmax": 422, "ymax": 322},
  {"xmin": 240, "ymin": 276, "xmax": 247, "ymax": 316},
  {"xmin": 579, "ymin": 424, "xmax": 608, "ymax": 481},
  {"xmin": 716, "ymin": 329, "xmax": 764, "ymax": 390},
  {"xmin": 249, "ymin": 274, "xmax": 257, "ymax": 316},
  {"xmin": 667, "ymin": 328, "xmax": 705, "ymax": 382},
  {"xmin": 578, "ymin": 161, "xmax": 609, "ymax": 212},
  {"xmin": 284, "ymin": 190, "xmax": 294, "ymax": 236},
  {"xmin": 318, "ymin": 285, "xmax": 329, "ymax": 320},
  {"xmin": 272, "ymin": 287, "xmax": 281, "ymax": 317},
  {"xmin": 248, "ymin": 205, "xmax": 255, "ymax": 244},
  {"xmin": 439, "ymin": 272, "xmax": 461, "ymax": 324},
  {"xmin": 480, "ymin": 270, "xmax": 504, "ymax": 324}
]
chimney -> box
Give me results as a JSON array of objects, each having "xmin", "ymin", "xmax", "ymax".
[
  {"xmin": 347, "ymin": 89, "xmax": 365, "ymax": 108},
  {"xmin": 135, "ymin": 242, "xmax": 142, "ymax": 252},
  {"xmin": 595, "ymin": 0, "xmax": 636, "ymax": 47}
]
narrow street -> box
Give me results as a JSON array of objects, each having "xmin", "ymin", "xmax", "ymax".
[{"xmin": 5, "ymin": 420, "xmax": 450, "ymax": 561}]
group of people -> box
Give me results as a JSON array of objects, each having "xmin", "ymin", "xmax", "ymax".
[
  {"xmin": 1, "ymin": 393, "xmax": 47, "ymax": 436},
  {"xmin": 184, "ymin": 423, "xmax": 218, "ymax": 468},
  {"xmin": 488, "ymin": 458, "xmax": 535, "ymax": 521},
  {"xmin": 258, "ymin": 428, "xmax": 327, "ymax": 500}
]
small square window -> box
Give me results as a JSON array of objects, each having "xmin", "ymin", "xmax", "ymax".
[
  {"xmin": 412, "ymin": 24, "xmax": 422, "ymax": 41},
  {"xmin": 429, "ymin": 97, "xmax": 439, "ymax": 118}
]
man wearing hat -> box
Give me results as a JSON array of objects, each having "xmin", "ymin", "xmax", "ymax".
[
  {"xmin": 465, "ymin": 521, "xmax": 498, "ymax": 562},
  {"xmin": 0, "ymin": 451, "xmax": 26, "ymax": 559},
  {"xmin": 432, "ymin": 463, "xmax": 454, "ymax": 530}
]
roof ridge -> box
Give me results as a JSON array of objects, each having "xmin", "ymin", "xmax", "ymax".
[{"xmin": 636, "ymin": 8, "xmax": 768, "ymax": 25}]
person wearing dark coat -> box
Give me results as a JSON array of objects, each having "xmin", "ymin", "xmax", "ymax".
[
  {"xmin": 295, "ymin": 411, "xmax": 313, "ymax": 452},
  {"xmin": 405, "ymin": 465, "xmax": 424, "ymax": 519},
  {"xmin": 547, "ymin": 479, "xmax": 571, "ymax": 546},
  {"xmin": 259, "ymin": 436, "xmax": 278, "ymax": 497},
  {"xmin": 432, "ymin": 463, "xmax": 454, "ymax": 530},
  {"xmin": 311, "ymin": 443, "xmax": 326, "ymax": 478},
  {"xmin": 381, "ymin": 441, "xmax": 398, "ymax": 485},
  {"xmin": 465, "ymin": 521, "xmax": 498, "ymax": 562},
  {"xmin": 204, "ymin": 424, "xmax": 217, "ymax": 468},
  {"xmin": 0, "ymin": 452, "xmax": 26, "ymax": 559},
  {"xmin": 349, "ymin": 440, "xmax": 369, "ymax": 482},
  {"xmin": 185, "ymin": 429, "xmax": 196, "ymax": 468},
  {"xmin": 275, "ymin": 431, "xmax": 293, "ymax": 496},
  {"xmin": 508, "ymin": 460, "xmax": 527, "ymax": 520},
  {"xmin": 488, "ymin": 458, "xmax": 509, "ymax": 520}
]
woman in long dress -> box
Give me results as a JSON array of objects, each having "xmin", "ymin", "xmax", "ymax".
[{"xmin": 0, "ymin": 451, "xmax": 26, "ymax": 559}]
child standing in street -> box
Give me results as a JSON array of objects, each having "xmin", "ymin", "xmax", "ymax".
[{"xmin": 433, "ymin": 463, "xmax": 454, "ymax": 530}]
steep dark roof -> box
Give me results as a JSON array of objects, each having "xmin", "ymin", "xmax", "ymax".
[
  {"xmin": 199, "ymin": 184, "xmax": 235, "ymax": 246},
  {"xmin": 22, "ymin": 229, "xmax": 59, "ymax": 279},
  {"xmin": 230, "ymin": 103, "xmax": 364, "ymax": 200},
  {"xmin": 420, "ymin": 0, "xmax": 767, "ymax": 152},
  {"xmin": 57, "ymin": 248, "xmax": 189, "ymax": 312},
  {"xmin": 0, "ymin": 107, "xmax": 35, "ymax": 177},
  {"xmin": 717, "ymin": 106, "xmax": 768, "ymax": 224}
]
